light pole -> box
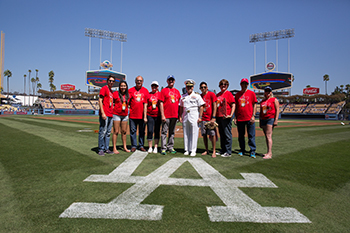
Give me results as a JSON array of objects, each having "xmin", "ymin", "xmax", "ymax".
[{"xmin": 84, "ymin": 28, "xmax": 127, "ymax": 72}]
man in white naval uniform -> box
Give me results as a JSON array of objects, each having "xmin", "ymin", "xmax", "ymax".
[{"xmin": 179, "ymin": 79, "xmax": 205, "ymax": 156}]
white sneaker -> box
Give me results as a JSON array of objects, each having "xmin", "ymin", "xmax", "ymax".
[
  {"xmin": 148, "ymin": 147, "xmax": 153, "ymax": 153},
  {"xmin": 190, "ymin": 152, "xmax": 196, "ymax": 157},
  {"xmin": 153, "ymin": 147, "xmax": 158, "ymax": 153},
  {"xmin": 184, "ymin": 151, "xmax": 189, "ymax": 155}
]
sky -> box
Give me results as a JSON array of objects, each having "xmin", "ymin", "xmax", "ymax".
[{"xmin": 1, "ymin": 0, "xmax": 349, "ymax": 95}]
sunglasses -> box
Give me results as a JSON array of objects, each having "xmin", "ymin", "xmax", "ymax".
[
  {"xmin": 108, "ymin": 80, "xmax": 115, "ymax": 83},
  {"xmin": 220, "ymin": 83, "xmax": 228, "ymax": 86},
  {"xmin": 200, "ymin": 86, "xmax": 207, "ymax": 89}
]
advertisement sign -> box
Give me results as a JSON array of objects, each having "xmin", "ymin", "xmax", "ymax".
[
  {"xmin": 250, "ymin": 72, "xmax": 292, "ymax": 91},
  {"xmin": 61, "ymin": 84, "xmax": 76, "ymax": 91},
  {"xmin": 303, "ymin": 87, "xmax": 319, "ymax": 95},
  {"xmin": 86, "ymin": 70, "xmax": 126, "ymax": 88},
  {"xmin": 266, "ymin": 62, "xmax": 275, "ymax": 71}
]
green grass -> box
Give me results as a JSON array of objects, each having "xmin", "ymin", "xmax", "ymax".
[{"xmin": 0, "ymin": 115, "xmax": 350, "ymax": 232}]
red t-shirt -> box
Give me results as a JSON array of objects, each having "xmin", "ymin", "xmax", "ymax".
[
  {"xmin": 128, "ymin": 86, "xmax": 149, "ymax": 119},
  {"xmin": 159, "ymin": 87, "xmax": 181, "ymax": 119},
  {"xmin": 147, "ymin": 91, "xmax": 160, "ymax": 117},
  {"xmin": 99, "ymin": 85, "xmax": 113, "ymax": 117},
  {"xmin": 260, "ymin": 97, "xmax": 277, "ymax": 120},
  {"xmin": 235, "ymin": 89, "xmax": 257, "ymax": 122},
  {"xmin": 216, "ymin": 90, "xmax": 235, "ymax": 118},
  {"xmin": 201, "ymin": 91, "xmax": 217, "ymax": 121},
  {"xmin": 113, "ymin": 92, "xmax": 129, "ymax": 116}
]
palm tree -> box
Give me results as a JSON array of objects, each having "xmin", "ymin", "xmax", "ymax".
[
  {"xmin": 306, "ymin": 85, "xmax": 311, "ymax": 88},
  {"xmin": 37, "ymin": 83, "xmax": 42, "ymax": 96},
  {"xmin": 323, "ymin": 74, "xmax": 329, "ymax": 95},
  {"xmin": 48, "ymin": 70, "xmax": 55, "ymax": 91},
  {"xmin": 28, "ymin": 70, "xmax": 32, "ymax": 96},
  {"xmin": 340, "ymin": 85, "xmax": 344, "ymax": 93},
  {"xmin": 23, "ymin": 74, "xmax": 27, "ymax": 93},
  {"xmin": 4, "ymin": 69, "xmax": 12, "ymax": 98},
  {"xmin": 35, "ymin": 77, "xmax": 40, "ymax": 95},
  {"xmin": 31, "ymin": 77, "xmax": 36, "ymax": 105},
  {"xmin": 346, "ymin": 84, "xmax": 350, "ymax": 94}
]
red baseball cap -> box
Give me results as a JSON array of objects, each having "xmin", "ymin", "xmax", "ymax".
[{"xmin": 240, "ymin": 78, "xmax": 249, "ymax": 84}]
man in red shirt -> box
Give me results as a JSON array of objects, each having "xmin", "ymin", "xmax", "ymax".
[
  {"xmin": 98, "ymin": 75, "xmax": 115, "ymax": 156},
  {"xmin": 234, "ymin": 78, "xmax": 257, "ymax": 158},
  {"xmin": 159, "ymin": 75, "xmax": 181, "ymax": 155},
  {"xmin": 128, "ymin": 76, "xmax": 149, "ymax": 152},
  {"xmin": 199, "ymin": 81, "xmax": 217, "ymax": 157}
]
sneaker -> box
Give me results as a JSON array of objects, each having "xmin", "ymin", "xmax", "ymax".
[
  {"xmin": 190, "ymin": 152, "xmax": 196, "ymax": 157},
  {"xmin": 216, "ymin": 152, "xmax": 223, "ymax": 156},
  {"xmin": 105, "ymin": 150, "xmax": 114, "ymax": 154},
  {"xmin": 161, "ymin": 150, "xmax": 167, "ymax": 155},
  {"xmin": 148, "ymin": 147, "xmax": 153, "ymax": 153},
  {"xmin": 184, "ymin": 151, "xmax": 189, "ymax": 155},
  {"xmin": 98, "ymin": 150, "xmax": 105, "ymax": 156},
  {"xmin": 250, "ymin": 152, "xmax": 256, "ymax": 159},
  {"xmin": 238, "ymin": 152, "xmax": 243, "ymax": 156},
  {"xmin": 170, "ymin": 149, "xmax": 177, "ymax": 154},
  {"xmin": 221, "ymin": 152, "xmax": 231, "ymax": 157},
  {"xmin": 153, "ymin": 147, "xmax": 158, "ymax": 154}
]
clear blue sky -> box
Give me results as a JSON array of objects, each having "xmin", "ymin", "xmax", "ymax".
[{"xmin": 1, "ymin": 0, "xmax": 349, "ymax": 95}]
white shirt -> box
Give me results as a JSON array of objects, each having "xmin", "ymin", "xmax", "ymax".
[{"xmin": 179, "ymin": 92, "xmax": 205, "ymax": 123}]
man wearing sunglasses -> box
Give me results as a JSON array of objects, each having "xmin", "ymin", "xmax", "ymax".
[
  {"xmin": 98, "ymin": 75, "xmax": 115, "ymax": 156},
  {"xmin": 179, "ymin": 79, "xmax": 205, "ymax": 156},
  {"xmin": 199, "ymin": 82, "xmax": 217, "ymax": 157}
]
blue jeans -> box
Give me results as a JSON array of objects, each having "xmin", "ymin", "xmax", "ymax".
[
  {"xmin": 98, "ymin": 115, "xmax": 114, "ymax": 152},
  {"xmin": 129, "ymin": 118, "xmax": 145, "ymax": 149},
  {"xmin": 217, "ymin": 117, "xmax": 233, "ymax": 155},
  {"xmin": 237, "ymin": 121, "xmax": 256, "ymax": 152}
]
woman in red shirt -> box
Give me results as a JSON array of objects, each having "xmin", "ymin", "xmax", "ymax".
[
  {"xmin": 259, "ymin": 86, "xmax": 279, "ymax": 159},
  {"xmin": 112, "ymin": 80, "xmax": 130, "ymax": 154},
  {"xmin": 216, "ymin": 79, "xmax": 235, "ymax": 157},
  {"xmin": 143, "ymin": 81, "xmax": 161, "ymax": 153}
]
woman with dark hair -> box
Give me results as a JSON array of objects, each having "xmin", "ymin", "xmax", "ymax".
[
  {"xmin": 259, "ymin": 86, "xmax": 279, "ymax": 159},
  {"xmin": 112, "ymin": 80, "xmax": 130, "ymax": 153}
]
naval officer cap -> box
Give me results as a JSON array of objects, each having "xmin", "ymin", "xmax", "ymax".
[{"xmin": 184, "ymin": 79, "xmax": 195, "ymax": 87}]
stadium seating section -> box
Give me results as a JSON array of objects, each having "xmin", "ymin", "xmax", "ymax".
[{"xmin": 39, "ymin": 98, "xmax": 99, "ymax": 110}]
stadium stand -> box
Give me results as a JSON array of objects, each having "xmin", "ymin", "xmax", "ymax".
[
  {"xmin": 71, "ymin": 99, "xmax": 94, "ymax": 110},
  {"xmin": 282, "ymin": 103, "xmax": 308, "ymax": 114},
  {"xmin": 39, "ymin": 98, "xmax": 54, "ymax": 109},
  {"xmin": 303, "ymin": 103, "xmax": 330, "ymax": 114},
  {"xmin": 326, "ymin": 101, "xmax": 346, "ymax": 114},
  {"xmin": 50, "ymin": 98, "xmax": 75, "ymax": 109},
  {"xmin": 90, "ymin": 100, "xmax": 99, "ymax": 110}
]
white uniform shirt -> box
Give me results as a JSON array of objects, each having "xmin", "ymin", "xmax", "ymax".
[{"xmin": 179, "ymin": 92, "xmax": 205, "ymax": 123}]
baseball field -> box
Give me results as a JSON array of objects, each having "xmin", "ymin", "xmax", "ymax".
[{"xmin": 0, "ymin": 115, "xmax": 349, "ymax": 232}]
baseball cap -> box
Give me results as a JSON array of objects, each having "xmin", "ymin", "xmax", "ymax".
[
  {"xmin": 265, "ymin": 86, "xmax": 272, "ymax": 92},
  {"xmin": 151, "ymin": 81, "xmax": 159, "ymax": 86},
  {"xmin": 240, "ymin": 78, "xmax": 249, "ymax": 84},
  {"xmin": 167, "ymin": 75, "xmax": 175, "ymax": 80},
  {"xmin": 184, "ymin": 79, "xmax": 195, "ymax": 86}
]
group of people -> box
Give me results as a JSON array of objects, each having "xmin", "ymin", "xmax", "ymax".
[{"xmin": 98, "ymin": 75, "xmax": 279, "ymax": 159}]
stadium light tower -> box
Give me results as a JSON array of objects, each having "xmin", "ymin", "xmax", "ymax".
[
  {"xmin": 85, "ymin": 28, "xmax": 127, "ymax": 72},
  {"xmin": 249, "ymin": 28, "xmax": 294, "ymax": 73}
]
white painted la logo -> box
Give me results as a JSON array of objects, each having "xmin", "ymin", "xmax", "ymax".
[{"xmin": 60, "ymin": 151, "xmax": 311, "ymax": 223}]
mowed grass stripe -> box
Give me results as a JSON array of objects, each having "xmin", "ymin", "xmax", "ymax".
[
  {"xmin": 0, "ymin": 117, "xmax": 101, "ymax": 160},
  {"xmin": 11, "ymin": 116, "xmax": 97, "ymax": 129}
]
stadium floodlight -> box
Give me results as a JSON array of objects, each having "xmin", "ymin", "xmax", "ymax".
[
  {"xmin": 249, "ymin": 28, "xmax": 295, "ymax": 77},
  {"xmin": 84, "ymin": 28, "xmax": 127, "ymax": 42},
  {"xmin": 249, "ymin": 29, "xmax": 294, "ymax": 43},
  {"xmin": 85, "ymin": 28, "xmax": 127, "ymax": 74}
]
